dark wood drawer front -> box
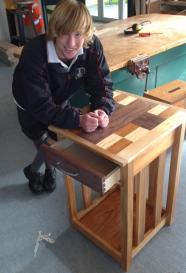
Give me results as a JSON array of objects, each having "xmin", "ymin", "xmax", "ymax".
[{"xmin": 41, "ymin": 141, "xmax": 120, "ymax": 194}]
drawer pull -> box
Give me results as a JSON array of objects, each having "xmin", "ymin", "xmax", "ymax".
[
  {"xmin": 62, "ymin": 170, "xmax": 79, "ymax": 177},
  {"xmin": 56, "ymin": 161, "xmax": 78, "ymax": 177}
]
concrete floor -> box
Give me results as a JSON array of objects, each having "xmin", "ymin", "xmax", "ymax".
[{"xmin": 0, "ymin": 60, "xmax": 186, "ymax": 273}]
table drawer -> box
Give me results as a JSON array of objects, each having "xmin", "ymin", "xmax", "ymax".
[{"xmin": 41, "ymin": 140, "xmax": 120, "ymax": 194}]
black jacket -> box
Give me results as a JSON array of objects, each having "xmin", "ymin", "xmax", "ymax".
[{"xmin": 12, "ymin": 34, "xmax": 115, "ymax": 140}]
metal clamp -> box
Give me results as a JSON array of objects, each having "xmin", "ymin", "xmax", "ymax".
[{"xmin": 128, "ymin": 55, "xmax": 150, "ymax": 79}]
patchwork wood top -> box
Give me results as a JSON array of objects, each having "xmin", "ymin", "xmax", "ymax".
[{"xmin": 49, "ymin": 91, "xmax": 186, "ymax": 167}]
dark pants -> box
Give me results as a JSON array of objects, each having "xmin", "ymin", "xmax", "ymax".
[{"xmin": 30, "ymin": 132, "xmax": 54, "ymax": 173}]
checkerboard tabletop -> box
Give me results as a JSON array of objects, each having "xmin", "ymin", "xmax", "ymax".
[{"xmin": 49, "ymin": 90, "xmax": 186, "ymax": 167}]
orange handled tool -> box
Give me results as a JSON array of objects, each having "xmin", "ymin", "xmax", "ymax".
[{"xmin": 139, "ymin": 32, "xmax": 163, "ymax": 37}]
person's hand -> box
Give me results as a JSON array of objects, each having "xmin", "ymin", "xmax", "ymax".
[
  {"xmin": 79, "ymin": 112, "xmax": 99, "ymax": 132},
  {"xmin": 94, "ymin": 109, "xmax": 109, "ymax": 128}
]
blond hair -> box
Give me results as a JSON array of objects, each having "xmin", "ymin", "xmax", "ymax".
[{"xmin": 47, "ymin": 0, "xmax": 94, "ymax": 46}]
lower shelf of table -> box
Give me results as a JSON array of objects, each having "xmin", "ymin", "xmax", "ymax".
[{"xmin": 73, "ymin": 186, "xmax": 166, "ymax": 262}]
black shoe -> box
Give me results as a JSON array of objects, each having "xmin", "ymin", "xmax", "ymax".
[
  {"xmin": 43, "ymin": 168, "xmax": 56, "ymax": 192},
  {"xmin": 24, "ymin": 165, "xmax": 44, "ymax": 193}
]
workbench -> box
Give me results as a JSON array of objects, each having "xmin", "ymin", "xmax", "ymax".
[
  {"xmin": 96, "ymin": 13, "xmax": 186, "ymax": 96},
  {"xmin": 42, "ymin": 90, "xmax": 186, "ymax": 271},
  {"xmin": 70, "ymin": 13, "xmax": 186, "ymax": 106}
]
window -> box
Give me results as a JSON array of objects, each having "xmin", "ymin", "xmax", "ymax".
[{"xmin": 86, "ymin": 0, "xmax": 128, "ymax": 21}]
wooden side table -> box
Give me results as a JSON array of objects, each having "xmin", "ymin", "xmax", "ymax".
[
  {"xmin": 42, "ymin": 91, "xmax": 186, "ymax": 271},
  {"xmin": 144, "ymin": 80, "xmax": 186, "ymax": 108}
]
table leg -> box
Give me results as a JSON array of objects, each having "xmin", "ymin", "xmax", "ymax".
[
  {"xmin": 166, "ymin": 124, "xmax": 185, "ymax": 225},
  {"xmin": 120, "ymin": 163, "xmax": 134, "ymax": 271},
  {"xmin": 134, "ymin": 169, "xmax": 146, "ymax": 246},
  {"xmin": 65, "ymin": 175, "xmax": 78, "ymax": 222},
  {"xmin": 81, "ymin": 184, "xmax": 92, "ymax": 208},
  {"xmin": 148, "ymin": 152, "xmax": 166, "ymax": 227}
]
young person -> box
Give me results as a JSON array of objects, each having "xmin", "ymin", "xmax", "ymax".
[{"xmin": 12, "ymin": 0, "xmax": 115, "ymax": 194}]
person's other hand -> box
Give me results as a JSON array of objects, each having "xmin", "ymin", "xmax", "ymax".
[
  {"xmin": 94, "ymin": 109, "xmax": 109, "ymax": 128},
  {"xmin": 79, "ymin": 112, "xmax": 99, "ymax": 132}
]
